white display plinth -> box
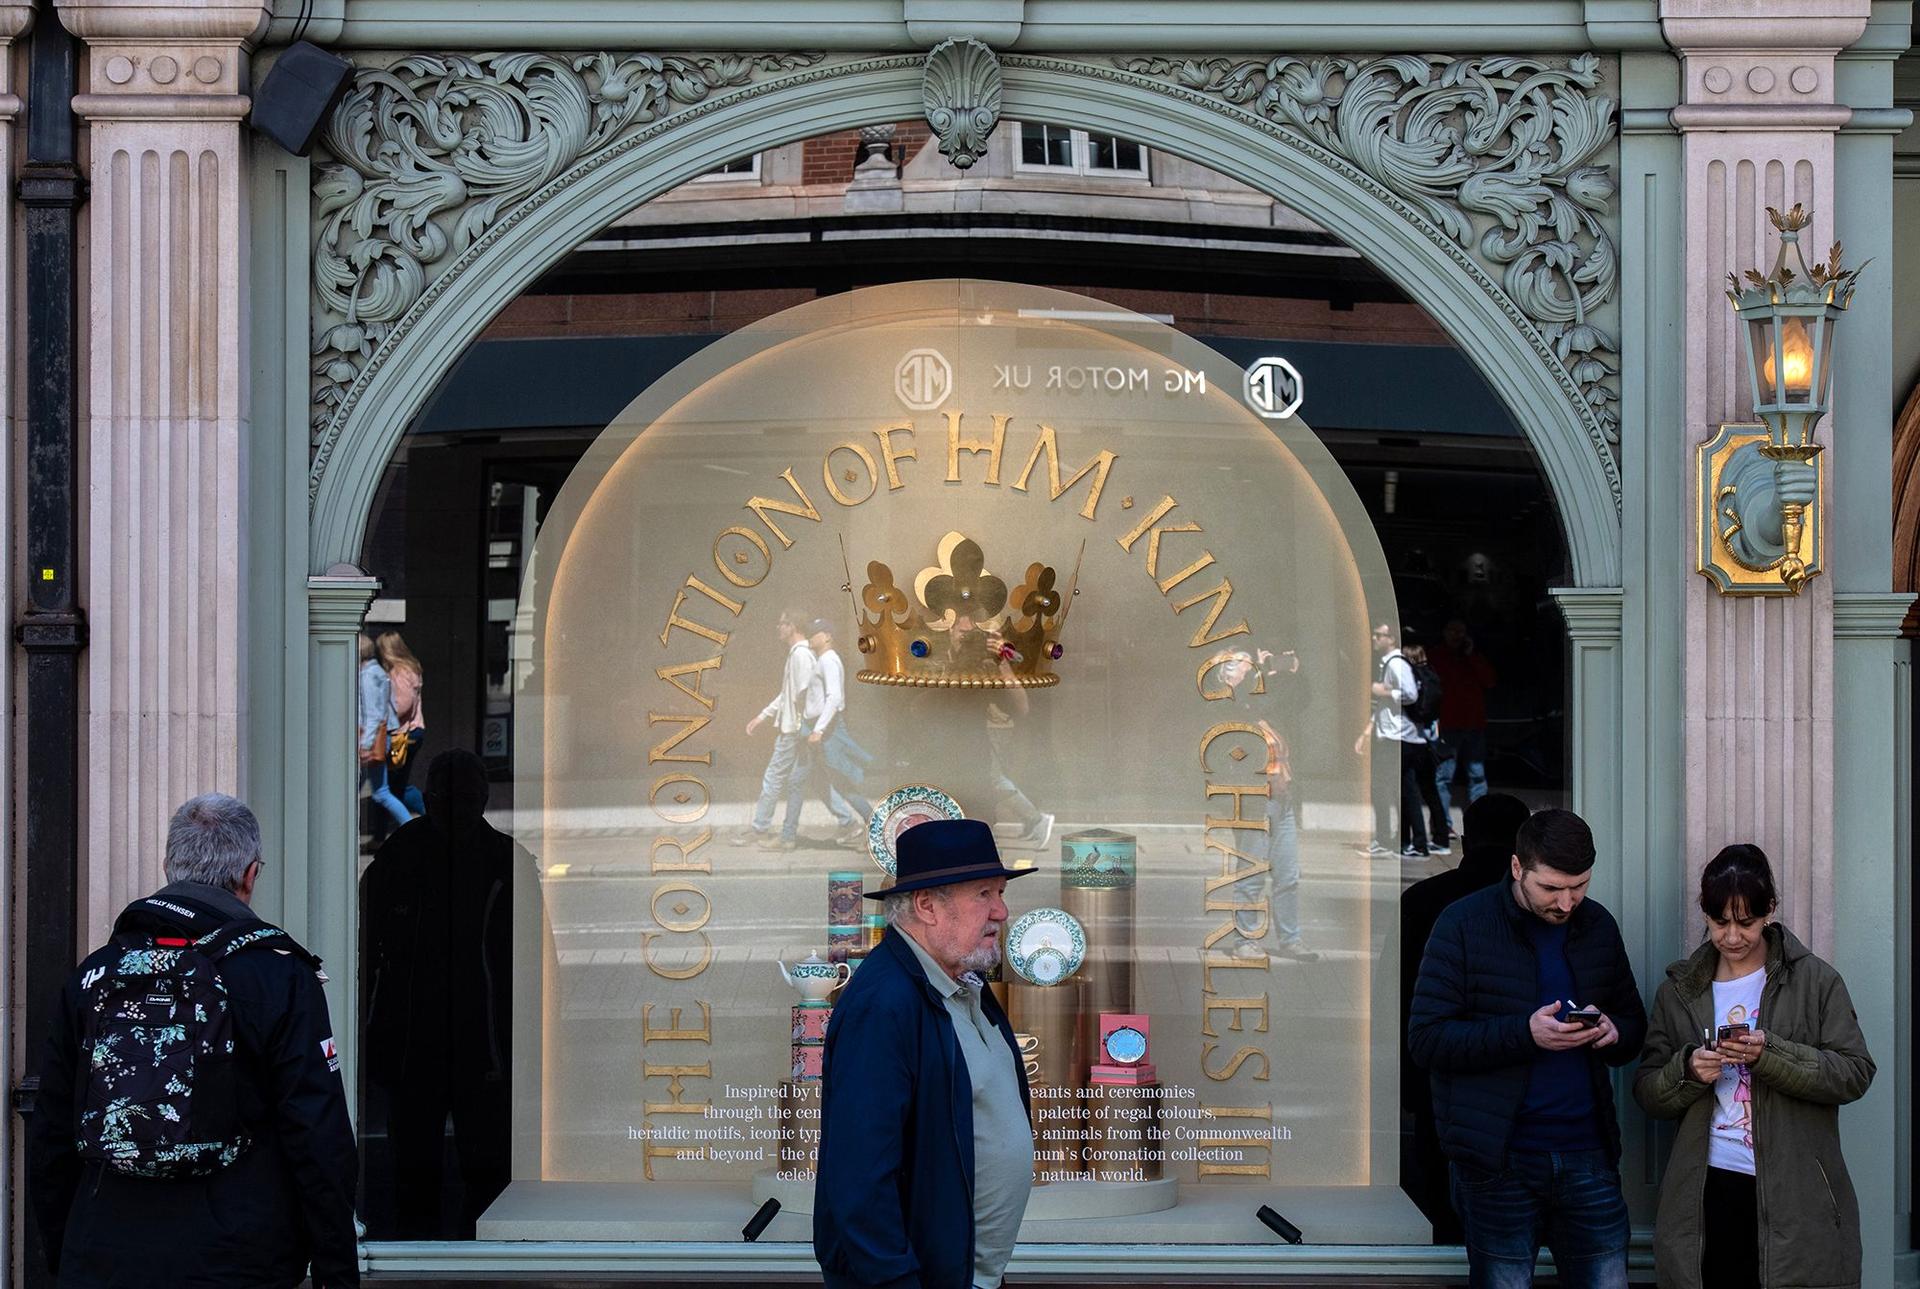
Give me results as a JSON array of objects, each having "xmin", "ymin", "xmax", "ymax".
[
  {"xmin": 477, "ymin": 1179, "xmax": 1431, "ymax": 1245},
  {"xmin": 751, "ymin": 1168, "xmax": 1180, "ymax": 1219}
]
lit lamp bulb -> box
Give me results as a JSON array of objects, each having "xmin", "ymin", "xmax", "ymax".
[{"xmin": 1760, "ymin": 318, "xmax": 1815, "ymax": 401}]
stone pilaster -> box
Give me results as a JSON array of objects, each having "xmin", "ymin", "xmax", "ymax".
[
  {"xmin": 55, "ymin": 0, "xmax": 268, "ymax": 936},
  {"xmin": 1663, "ymin": 0, "xmax": 1869, "ymax": 954},
  {"xmin": 305, "ymin": 572, "xmax": 377, "ymax": 1111}
]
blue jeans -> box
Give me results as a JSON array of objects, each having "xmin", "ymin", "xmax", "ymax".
[
  {"xmin": 751, "ymin": 731, "xmax": 810, "ymax": 840},
  {"xmin": 361, "ymin": 760, "xmax": 412, "ymax": 829},
  {"xmin": 1450, "ymin": 1150, "xmax": 1629, "ymax": 1289},
  {"xmin": 1435, "ymin": 727, "xmax": 1489, "ymax": 819},
  {"xmin": 815, "ymin": 725, "xmax": 873, "ymax": 827},
  {"xmin": 1235, "ymin": 798, "xmax": 1300, "ymax": 948}
]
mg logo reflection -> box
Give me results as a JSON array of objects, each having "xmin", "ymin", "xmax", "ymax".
[
  {"xmin": 894, "ymin": 348, "xmax": 954, "ymax": 411},
  {"xmin": 1243, "ymin": 355, "xmax": 1304, "ymax": 420}
]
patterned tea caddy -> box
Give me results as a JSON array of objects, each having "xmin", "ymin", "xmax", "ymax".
[{"xmin": 778, "ymin": 951, "xmax": 852, "ymax": 1002}]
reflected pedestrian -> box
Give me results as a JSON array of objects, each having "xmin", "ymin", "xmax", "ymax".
[
  {"xmin": 1401, "ymin": 641, "xmax": 1451, "ymax": 856},
  {"xmin": 377, "ymin": 631, "xmax": 427, "ymax": 818},
  {"xmin": 741, "ymin": 609, "xmax": 822, "ymax": 852},
  {"xmin": 806, "ymin": 617, "xmax": 874, "ymax": 846},
  {"xmin": 358, "ymin": 634, "xmax": 411, "ymax": 839},
  {"xmin": 1217, "ymin": 646, "xmax": 1316, "ymax": 963},
  {"xmin": 1356, "ymin": 622, "xmax": 1424, "ymax": 857},
  {"xmin": 1431, "ymin": 619, "xmax": 1496, "ymax": 819},
  {"xmin": 362, "ymin": 751, "xmax": 522, "ymax": 1238}
]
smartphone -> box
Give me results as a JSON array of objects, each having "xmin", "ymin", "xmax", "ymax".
[
  {"xmin": 1564, "ymin": 1006, "xmax": 1602, "ymax": 1028},
  {"xmin": 1716, "ymin": 1021, "xmax": 1750, "ymax": 1044}
]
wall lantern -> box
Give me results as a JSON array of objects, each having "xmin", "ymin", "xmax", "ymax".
[{"xmin": 1698, "ymin": 204, "xmax": 1865, "ymax": 594}]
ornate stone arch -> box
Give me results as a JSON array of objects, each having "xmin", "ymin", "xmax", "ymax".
[
  {"xmin": 1891, "ymin": 377, "xmax": 1920, "ymax": 635},
  {"xmin": 306, "ymin": 50, "xmax": 1625, "ymax": 586}
]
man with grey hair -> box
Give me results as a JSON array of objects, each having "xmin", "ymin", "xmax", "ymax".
[
  {"xmin": 28, "ymin": 793, "xmax": 359, "ymax": 1287},
  {"xmin": 815, "ymin": 818, "xmax": 1034, "ymax": 1289}
]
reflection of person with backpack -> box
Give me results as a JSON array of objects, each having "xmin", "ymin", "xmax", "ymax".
[
  {"xmin": 27, "ymin": 794, "xmax": 359, "ymax": 1288},
  {"xmin": 361, "ymin": 751, "xmax": 525, "ymax": 1238},
  {"xmin": 1401, "ymin": 641, "xmax": 1452, "ymax": 855}
]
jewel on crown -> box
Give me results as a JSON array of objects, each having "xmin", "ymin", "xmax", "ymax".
[{"xmin": 853, "ymin": 531, "xmax": 1072, "ymax": 688}]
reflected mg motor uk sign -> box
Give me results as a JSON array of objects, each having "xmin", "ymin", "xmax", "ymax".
[
  {"xmin": 1243, "ymin": 355, "xmax": 1304, "ymax": 420},
  {"xmin": 894, "ymin": 348, "xmax": 953, "ymax": 411}
]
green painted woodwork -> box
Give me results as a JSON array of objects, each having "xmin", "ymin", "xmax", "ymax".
[{"xmin": 313, "ymin": 0, "xmax": 1664, "ymax": 53}]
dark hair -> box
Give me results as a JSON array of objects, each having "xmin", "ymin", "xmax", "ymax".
[
  {"xmin": 1699, "ymin": 843, "xmax": 1778, "ymax": 921},
  {"xmin": 1463, "ymin": 793, "xmax": 1531, "ymax": 858},
  {"xmin": 1513, "ymin": 807, "xmax": 1596, "ymax": 875}
]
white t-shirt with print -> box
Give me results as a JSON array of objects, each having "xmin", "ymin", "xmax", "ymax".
[{"xmin": 1707, "ymin": 965, "xmax": 1765, "ymax": 1175}]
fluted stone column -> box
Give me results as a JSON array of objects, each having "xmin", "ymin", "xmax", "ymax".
[
  {"xmin": 305, "ymin": 571, "xmax": 378, "ymax": 1109},
  {"xmin": 1664, "ymin": 0, "xmax": 1868, "ymax": 954},
  {"xmin": 55, "ymin": 0, "xmax": 269, "ymax": 936}
]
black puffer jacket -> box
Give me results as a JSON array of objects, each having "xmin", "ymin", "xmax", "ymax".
[
  {"xmin": 27, "ymin": 883, "xmax": 359, "ymax": 1288},
  {"xmin": 1408, "ymin": 879, "xmax": 1647, "ymax": 1171}
]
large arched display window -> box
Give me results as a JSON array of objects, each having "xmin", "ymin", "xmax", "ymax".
[
  {"xmin": 339, "ymin": 118, "xmax": 1585, "ymax": 1262},
  {"xmin": 388, "ymin": 280, "xmax": 1419, "ymax": 1242}
]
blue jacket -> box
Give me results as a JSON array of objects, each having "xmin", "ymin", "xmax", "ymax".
[
  {"xmin": 1407, "ymin": 879, "xmax": 1647, "ymax": 1172},
  {"xmin": 814, "ymin": 929, "xmax": 1030, "ymax": 1289}
]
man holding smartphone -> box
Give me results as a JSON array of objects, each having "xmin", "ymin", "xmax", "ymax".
[{"xmin": 1409, "ymin": 809, "xmax": 1648, "ymax": 1287}]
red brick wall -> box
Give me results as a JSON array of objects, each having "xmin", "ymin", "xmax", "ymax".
[{"xmin": 799, "ymin": 121, "xmax": 932, "ymax": 186}]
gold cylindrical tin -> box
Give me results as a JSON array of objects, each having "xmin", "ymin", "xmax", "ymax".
[
  {"xmin": 1085, "ymin": 1083, "xmax": 1162, "ymax": 1181},
  {"xmin": 1008, "ymin": 979, "xmax": 1080, "ymax": 1090},
  {"xmin": 776, "ymin": 1079, "xmax": 823, "ymax": 1176},
  {"xmin": 1060, "ymin": 883, "xmax": 1134, "ymax": 1087},
  {"xmin": 1008, "ymin": 982, "xmax": 1083, "ymax": 1172}
]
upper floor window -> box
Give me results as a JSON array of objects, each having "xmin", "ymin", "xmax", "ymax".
[
  {"xmin": 695, "ymin": 154, "xmax": 761, "ymax": 181},
  {"xmin": 1015, "ymin": 122, "xmax": 1147, "ymax": 177}
]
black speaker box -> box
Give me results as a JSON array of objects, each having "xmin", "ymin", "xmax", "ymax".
[{"xmin": 250, "ymin": 40, "xmax": 354, "ymax": 158}]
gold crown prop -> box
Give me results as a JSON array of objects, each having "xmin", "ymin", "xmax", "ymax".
[{"xmin": 846, "ymin": 531, "xmax": 1080, "ymax": 689}]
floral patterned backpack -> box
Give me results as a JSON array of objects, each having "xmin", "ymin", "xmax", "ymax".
[{"xmin": 74, "ymin": 900, "xmax": 300, "ymax": 1178}]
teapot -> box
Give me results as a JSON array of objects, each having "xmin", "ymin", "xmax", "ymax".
[{"xmin": 778, "ymin": 951, "xmax": 851, "ymax": 1002}]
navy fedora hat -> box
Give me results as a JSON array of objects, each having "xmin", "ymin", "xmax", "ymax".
[{"xmin": 867, "ymin": 818, "xmax": 1033, "ymax": 898}]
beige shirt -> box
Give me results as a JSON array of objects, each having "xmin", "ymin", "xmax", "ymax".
[{"xmin": 902, "ymin": 933, "xmax": 1034, "ymax": 1288}]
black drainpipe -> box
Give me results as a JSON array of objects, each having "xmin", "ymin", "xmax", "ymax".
[{"xmin": 13, "ymin": 2, "xmax": 86, "ymax": 1284}]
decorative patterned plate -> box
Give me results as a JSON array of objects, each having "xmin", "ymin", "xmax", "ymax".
[
  {"xmin": 867, "ymin": 784, "xmax": 965, "ymax": 876},
  {"xmin": 1006, "ymin": 907, "xmax": 1087, "ymax": 987},
  {"xmin": 1104, "ymin": 1025, "xmax": 1148, "ymax": 1065}
]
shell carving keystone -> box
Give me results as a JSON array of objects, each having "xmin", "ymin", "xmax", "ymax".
[{"xmin": 923, "ymin": 38, "xmax": 1001, "ymax": 169}]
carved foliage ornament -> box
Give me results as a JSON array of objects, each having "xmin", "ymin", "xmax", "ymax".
[
  {"xmin": 308, "ymin": 50, "xmax": 1623, "ymax": 506},
  {"xmin": 1113, "ymin": 52, "xmax": 1622, "ymax": 450},
  {"xmin": 310, "ymin": 50, "xmax": 825, "ymax": 440},
  {"xmin": 923, "ymin": 38, "xmax": 1002, "ymax": 169}
]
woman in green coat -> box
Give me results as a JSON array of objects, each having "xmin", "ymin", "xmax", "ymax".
[{"xmin": 1633, "ymin": 844, "xmax": 1875, "ymax": 1289}]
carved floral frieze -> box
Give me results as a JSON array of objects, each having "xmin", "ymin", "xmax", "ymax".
[
  {"xmin": 310, "ymin": 50, "xmax": 827, "ymax": 441},
  {"xmin": 308, "ymin": 49, "xmax": 1623, "ymax": 507},
  {"xmin": 1107, "ymin": 52, "xmax": 1622, "ymax": 451}
]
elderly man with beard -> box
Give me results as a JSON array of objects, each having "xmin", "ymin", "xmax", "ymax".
[{"xmin": 815, "ymin": 819, "xmax": 1034, "ymax": 1289}]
